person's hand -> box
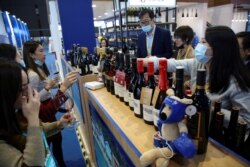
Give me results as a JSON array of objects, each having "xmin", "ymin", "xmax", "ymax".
[
  {"xmin": 57, "ymin": 113, "xmax": 75, "ymax": 128},
  {"xmin": 22, "ymin": 86, "xmax": 40, "ymax": 127},
  {"xmin": 60, "ymin": 71, "xmax": 78, "ymax": 92},
  {"xmin": 45, "ymin": 77, "xmax": 58, "ymax": 91}
]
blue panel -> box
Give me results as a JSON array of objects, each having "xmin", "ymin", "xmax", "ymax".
[
  {"xmin": 10, "ymin": 15, "xmax": 22, "ymax": 48},
  {"xmin": 57, "ymin": 0, "xmax": 96, "ymax": 54},
  {"xmin": 0, "ymin": 35, "xmax": 9, "ymax": 44},
  {"xmin": 88, "ymin": 101, "xmax": 135, "ymax": 167},
  {"xmin": 17, "ymin": 20, "xmax": 25, "ymax": 44},
  {"xmin": 1, "ymin": 11, "xmax": 14, "ymax": 44},
  {"xmin": 24, "ymin": 24, "xmax": 30, "ymax": 40}
]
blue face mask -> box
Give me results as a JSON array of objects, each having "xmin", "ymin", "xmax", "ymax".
[
  {"xmin": 34, "ymin": 59, "xmax": 44, "ymax": 66},
  {"xmin": 195, "ymin": 43, "xmax": 211, "ymax": 64},
  {"xmin": 19, "ymin": 59, "xmax": 26, "ymax": 68},
  {"xmin": 142, "ymin": 25, "xmax": 152, "ymax": 33}
]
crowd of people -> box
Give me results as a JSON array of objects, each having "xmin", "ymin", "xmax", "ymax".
[{"xmin": 0, "ymin": 7, "xmax": 250, "ymax": 167}]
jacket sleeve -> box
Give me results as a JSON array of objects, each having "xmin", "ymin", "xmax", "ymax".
[
  {"xmin": 0, "ymin": 127, "xmax": 45, "ymax": 167},
  {"xmin": 42, "ymin": 122, "xmax": 63, "ymax": 137},
  {"xmin": 157, "ymin": 29, "xmax": 173, "ymax": 59},
  {"xmin": 167, "ymin": 58, "xmax": 194, "ymax": 75},
  {"xmin": 39, "ymin": 90, "xmax": 68, "ymax": 120}
]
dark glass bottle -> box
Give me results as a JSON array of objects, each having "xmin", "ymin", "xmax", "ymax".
[
  {"xmin": 109, "ymin": 56, "xmax": 116, "ymax": 95},
  {"xmin": 242, "ymin": 132, "xmax": 250, "ymax": 160},
  {"xmin": 225, "ymin": 106, "xmax": 240, "ymax": 148},
  {"xmin": 209, "ymin": 100, "xmax": 222, "ymax": 136},
  {"xmin": 114, "ymin": 52, "xmax": 120, "ymax": 98},
  {"xmin": 210, "ymin": 112, "xmax": 225, "ymax": 144},
  {"xmin": 232, "ymin": 119, "xmax": 247, "ymax": 153},
  {"xmin": 119, "ymin": 53, "xmax": 125, "ymax": 102},
  {"xmin": 143, "ymin": 61, "xmax": 156, "ymax": 125},
  {"xmin": 153, "ymin": 59, "xmax": 168, "ymax": 130},
  {"xmin": 104, "ymin": 57, "xmax": 111, "ymax": 92},
  {"xmin": 175, "ymin": 66, "xmax": 184, "ymax": 99},
  {"xmin": 133, "ymin": 59, "xmax": 145, "ymax": 118},
  {"xmin": 128, "ymin": 57, "xmax": 137, "ymax": 111},
  {"xmin": 124, "ymin": 53, "xmax": 131, "ymax": 106},
  {"xmin": 186, "ymin": 69, "xmax": 210, "ymax": 154}
]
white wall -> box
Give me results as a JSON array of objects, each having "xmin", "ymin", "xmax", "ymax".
[
  {"xmin": 231, "ymin": 11, "xmax": 248, "ymax": 33},
  {"xmin": 207, "ymin": 4, "xmax": 234, "ymax": 27},
  {"xmin": 176, "ymin": 3, "xmax": 207, "ymax": 39}
]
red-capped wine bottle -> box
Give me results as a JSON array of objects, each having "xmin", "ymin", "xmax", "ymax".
[
  {"xmin": 124, "ymin": 53, "xmax": 131, "ymax": 106},
  {"xmin": 118, "ymin": 53, "xmax": 125, "ymax": 102},
  {"xmin": 153, "ymin": 59, "xmax": 168, "ymax": 130},
  {"xmin": 143, "ymin": 61, "xmax": 156, "ymax": 125},
  {"xmin": 186, "ymin": 69, "xmax": 210, "ymax": 154},
  {"xmin": 133, "ymin": 59, "xmax": 145, "ymax": 118},
  {"xmin": 114, "ymin": 52, "xmax": 120, "ymax": 98},
  {"xmin": 128, "ymin": 57, "xmax": 137, "ymax": 111}
]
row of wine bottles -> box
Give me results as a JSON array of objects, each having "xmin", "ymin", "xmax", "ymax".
[
  {"xmin": 126, "ymin": 7, "xmax": 162, "ymax": 23},
  {"xmin": 209, "ymin": 101, "xmax": 250, "ymax": 160},
  {"xmin": 68, "ymin": 44, "xmax": 99, "ymax": 75}
]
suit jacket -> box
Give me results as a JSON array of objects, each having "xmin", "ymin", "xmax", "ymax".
[{"xmin": 136, "ymin": 26, "xmax": 173, "ymax": 58}]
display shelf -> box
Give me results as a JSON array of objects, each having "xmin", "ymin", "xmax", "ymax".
[{"xmin": 83, "ymin": 87, "xmax": 250, "ymax": 167}]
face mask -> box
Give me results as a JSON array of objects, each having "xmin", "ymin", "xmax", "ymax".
[
  {"xmin": 34, "ymin": 59, "xmax": 44, "ymax": 66},
  {"xmin": 142, "ymin": 25, "xmax": 152, "ymax": 33},
  {"xmin": 177, "ymin": 44, "xmax": 184, "ymax": 49},
  {"xmin": 195, "ymin": 43, "xmax": 211, "ymax": 64}
]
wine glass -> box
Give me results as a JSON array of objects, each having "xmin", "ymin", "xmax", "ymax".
[{"xmin": 59, "ymin": 92, "xmax": 80, "ymax": 129}]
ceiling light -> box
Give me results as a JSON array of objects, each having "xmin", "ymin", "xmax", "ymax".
[
  {"xmin": 92, "ymin": 4, "xmax": 96, "ymax": 8},
  {"xmin": 98, "ymin": 16, "xmax": 102, "ymax": 18},
  {"xmin": 104, "ymin": 12, "xmax": 108, "ymax": 15},
  {"xmin": 93, "ymin": 18, "xmax": 96, "ymax": 20}
]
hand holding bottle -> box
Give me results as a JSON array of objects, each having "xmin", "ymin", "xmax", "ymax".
[
  {"xmin": 21, "ymin": 86, "xmax": 40, "ymax": 127},
  {"xmin": 45, "ymin": 77, "xmax": 58, "ymax": 91},
  {"xmin": 60, "ymin": 70, "xmax": 79, "ymax": 93}
]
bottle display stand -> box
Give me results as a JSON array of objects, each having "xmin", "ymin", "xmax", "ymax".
[{"xmin": 81, "ymin": 87, "xmax": 249, "ymax": 167}]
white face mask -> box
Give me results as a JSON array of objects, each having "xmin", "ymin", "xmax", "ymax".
[
  {"xmin": 195, "ymin": 43, "xmax": 212, "ymax": 64},
  {"xmin": 34, "ymin": 59, "xmax": 44, "ymax": 66}
]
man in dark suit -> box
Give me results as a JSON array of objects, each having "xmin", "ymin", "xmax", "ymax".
[{"xmin": 136, "ymin": 8, "xmax": 173, "ymax": 59}]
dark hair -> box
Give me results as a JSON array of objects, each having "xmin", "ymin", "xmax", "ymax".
[
  {"xmin": 0, "ymin": 43, "xmax": 17, "ymax": 60},
  {"xmin": 206, "ymin": 26, "xmax": 250, "ymax": 93},
  {"xmin": 174, "ymin": 26, "xmax": 194, "ymax": 45},
  {"xmin": 100, "ymin": 38, "xmax": 108, "ymax": 47},
  {"xmin": 139, "ymin": 8, "xmax": 154, "ymax": 20},
  {"xmin": 23, "ymin": 41, "xmax": 49, "ymax": 80},
  {"xmin": 0, "ymin": 59, "xmax": 23, "ymax": 134},
  {"xmin": 236, "ymin": 31, "xmax": 250, "ymax": 50}
]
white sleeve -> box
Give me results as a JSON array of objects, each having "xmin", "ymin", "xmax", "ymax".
[
  {"xmin": 167, "ymin": 58, "xmax": 194, "ymax": 76},
  {"xmin": 28, "ymin": 71, "xmax": 50, "ymax": 100}
]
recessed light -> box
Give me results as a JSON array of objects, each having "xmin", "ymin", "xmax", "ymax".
[
  {"xmin": 98, "ymin": 16, "xmax": 102, "ymax": 18},
  {"xmin": 92, "ymin": 4, "xmax": 96, "ymax": 8},
  {"xmin": 104, "ymin": 12, "xmax": 108, "ymax": 15},
  {"xmin": 93, "ymin": 18, "xmax": 96, "ymax": 20}
]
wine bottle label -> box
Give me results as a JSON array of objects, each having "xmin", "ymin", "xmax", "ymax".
[
  {"xmin": 117, "ymin": 84, "xmax": 121, "ymax": 97},
  {"xmin": 92, "ymin": 66, "xmax": 98, "ymax": 74},
  {"xmin": 185, "ymin": 105, "xmax": 197, "ymax": 118},
  {"xmin": 152, "ymin": 87, "xmax": 160, "ymax": 107},
  {"xmin": 134, "ymin": 99, "xmax": 141, "ymax": 115},
  {"xmin": 140, "ymin": 87, "xmax": 153, "ymax": 106},
  {"xmin": 119, "ymin": 86, "xmax": 125, "ymax": 98},
  {"xmin": 89, "ymin": 64, "xmax": 93, "ymax": 72},
  {"xmin": 143, "ymin": 105, "xmax": 153, "ymax": 122},
  {"xmin": 153, "ymin": 108, "xmax": 160, "ymax": 127},
  {"xmin": 114, "ymin": 82, "xmax": 119, "ymax": 96},
  {"xmin": 124, "ymin": 89, "xmax": 129, "ymax": 103},
  {"xmin": 129, "ymin": 92, "xmax": 134, "ymax": 108}
]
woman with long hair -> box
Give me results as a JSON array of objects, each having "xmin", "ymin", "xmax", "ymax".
[
  {"xmin": 23, "ymin": 41, "xmax": 78, "ymax": 167},
  {"xmin": 0, "ymin": 60, "xmax": 73, "ymax": 166}
]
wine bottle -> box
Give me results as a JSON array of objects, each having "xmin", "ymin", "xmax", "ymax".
[
  {"xmin": 153, "ymin": 59, "xmax": 168, "ymax": 130},
  {"xmin": 232, "ymin": 119, "xmax": 247, "ymax": 152},
  {"xmin": 186, "ymin": 69, "xmax": 210, "ymax": 154},
  {"xmin": 175, "ymin": 66, "xmax": 184, "ymax": 99},
  {"xmin": 210, "ymin": 112, "xmax": 225, "ymax": 144},
  {"xmin": 118, "ymin": 53, "xmax": 125, "ymax": 102},
  {"xmin": 124, "ymin": 53, "xmax": 131, "ymax": 106},
  {"xmin": 109, "ymin": 56, "xmax": 116, "ymax": 95},
  {"xmin": 242, "ymin": 131, "xmax": 250, "ymax": 159},
  {"xmin": 143, "ymin": 61, "xmax": 156, "ymax": 125},
  {"xmin": 133, "ymin": 59, "xmax": 145, "ymax": 118},
  {"xmin": 209, "ymin": 100, "xmax": 221, "ymax": 136},
  {"xmin": 114, "ymin": 52, "xmax": 120, "ymax": 98},
  {"xmin": 104, "ymin": 57, "xmax": 111, "ymax": 92},
  {"xmin": 225, "ymin": 106, "xmax": 240, "ymax": 148},
  {"xmin": 128, "ymin": 57, "xmax": 137, "ymax": 111}
]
